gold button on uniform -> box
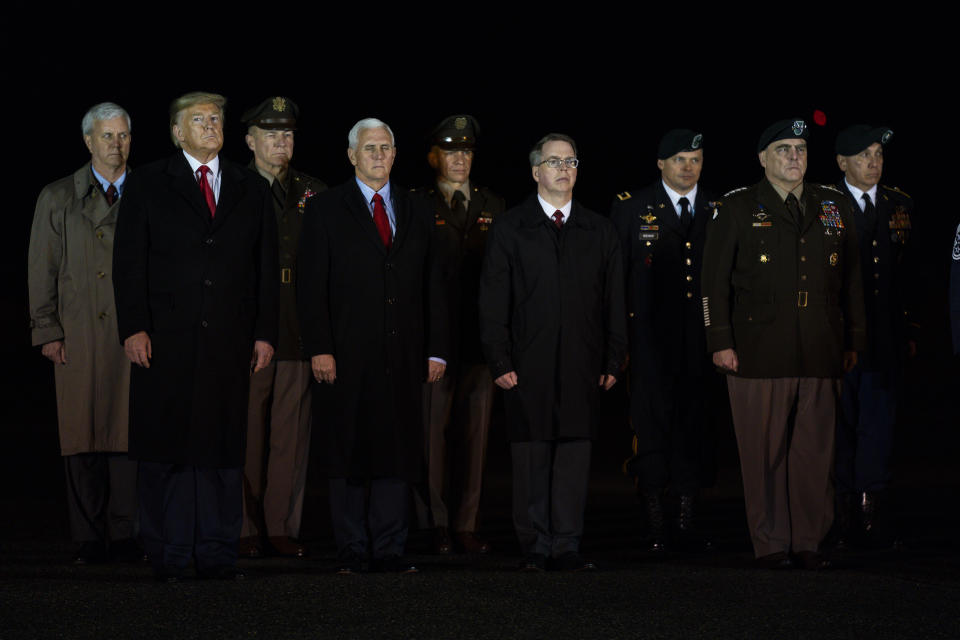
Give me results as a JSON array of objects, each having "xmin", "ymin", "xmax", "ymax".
[
  {"xmin": 96, "ymin": 271, "xmax": 105, "ymax": 279},
  {"xmin": 96, "ymin": 230, "xmax": 104, "ymax": 239},
  {"xmin": 685, "ymin": 242, "xmax": 692, "ymax": 249},
  {"xmin": 686, "ymin": 275, "xmax": 693, "ymax": 282},
  {"xmin": 686, "ymin": 292, "xmax": 693, "ymax": 299},
  {"xmin": 645, "ymin": 241, "xmax": 651, "ymax": 246},
  {"xmin": 873, "ymin": 256, "xmax": 880, "ymax": 263},
  {"xmin": 685, "ymin": 258, "xmax": 692, "ymax": 265},
  {"xmin": 800, "ymin": 256, "xmax": 806, "ymax": 262},
  {"xmin": 800, "ymin": 238, "xmax": 806, "ymax": 244},
  {"xmin": 872, "ymin": 240, "xmax": 878, "ymax": 247},
  {"xmin": 801, "ymin": 275, "xmax": 807, "ymax": 281}
]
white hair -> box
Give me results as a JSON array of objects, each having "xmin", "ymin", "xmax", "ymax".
[
  {"xmin": 347, "ymin": 118, "xmax": 395, "ymax": 149},
  {"xmin": 81, "ymin": 102, "xmax": 131, "ymax": 136}
]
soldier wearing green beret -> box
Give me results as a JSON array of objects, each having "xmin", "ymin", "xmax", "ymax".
[
  {"xmin": 701, "ymin": 118, "xmax": 866, "ymax": 570},
  {"xmin": 238, "ymin": 96, "xmax": 327, "ymax": 559}
]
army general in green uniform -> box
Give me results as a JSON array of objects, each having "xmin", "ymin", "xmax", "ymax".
[
  {"xmin": 238, "ymin": 97, "xmax": 327, "ymax": 559},
  {"xmin": 701, "ymin": 119, "xmax": 866, "ymax": 569}
]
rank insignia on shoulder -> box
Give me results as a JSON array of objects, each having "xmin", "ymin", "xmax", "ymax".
[
  {"xmin": 723, "ymin": 186, "xmax": 749, "ymax": 198},
  {"xmin": 616, "ymin": 191, "xmax": 632, "ymax": 201},
  {"xmin": 658, "ymin": 203, "xmax": 666, "ymax": 208},
  {"xmin": 884, "ymin": 185, "xmax": 912, "ymax": 199}
]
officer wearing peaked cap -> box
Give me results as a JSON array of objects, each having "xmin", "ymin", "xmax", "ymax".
[
  {"xmin": 238, "ymin": 96, "xmax": 327, "ymax": 559},
  {"xmin": 833, "ymin": 124, "xmax": 913, "ymax": 549},
  {"xmin": 611, "ymin": 129, "xmax": 719, "ymax": 552},
  {"xmin": 701, "ymin": 118, "xmax": 866, "ymax": 570},
  {"xmin": 413, "ymin": 114, "xmax": 504, "ymax": 555}
]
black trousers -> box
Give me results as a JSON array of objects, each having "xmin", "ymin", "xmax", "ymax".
[
  {"xmin": 64, "ymin": 453, "xmax": 137, "ymax": 543},
  {"xmin": 511, "ymin": 440, "xmax": 591, "ymax": 557},
  {"xmin": 138, "ymin": 462, "xmax": 241, "ymax": 573},
  {"xmin": 629, "ymin": 374, "xmax": 705, "ymax": 494},
  {"xmin": 329, "ymin": 477, "xmax": 409, "ymax": 560}
]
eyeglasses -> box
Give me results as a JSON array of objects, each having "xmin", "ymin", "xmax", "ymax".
[{"xmin": 540, "ymin": 157, "xmax": 579, "ymax": 169}]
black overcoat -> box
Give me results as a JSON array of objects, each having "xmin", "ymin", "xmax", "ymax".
[
  {"xmin": 113, "ymin": 153, "xmax": 279, "ymax": 468},
  {"xmin": 479, "ymin": 195, "xmax": 627, "ymax": 442},
  {"xmin": 297, "ymin": 180, "xmax": 448, "ymax": 482}
]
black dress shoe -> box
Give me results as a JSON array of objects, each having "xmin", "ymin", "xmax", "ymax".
[
  {"xmin": 154, "ymin": 566, "xmax": 184, "ymax": 583},
  {"xmin": 237, "ymin": 536, "xmax": 262, "ymax": 559},
  {"xmin": 370, "ymin": 555, "xmax": 419, "ymax": 574},
  {"xmin": 268, "ymin": 536, "xmax": 308, "ymax": 558},
  {"xmin": 455, "ymin": 531, "xmax": 491, "ymax": 554},
  {"xmin": 73, "ymin": 541, "xmax": 108, "ymax": 565},
  {"xmin": 336, "ymin": 553, "xmax": 363, "ymax": 574},
  {"xmin": 795, "ymin": 551, "xmax": 833, "ymax": 571},
  {"xmin": 755, "ymin": 551, "xmax": 793, "ymax": 570},
  {"xmin": 110, "ymin": 538, "xmax": 144, "ymax": 563},
  {"xmin": 520, "ymin": 554, "xmax": 547, "ymax": 572},
  {"xmin": 434, "ymin": 527, "xmax": 453, "ymax": 555},
  {"xmin": 198, "ymin": 565, "xmax": 245, "ymax": 580},
  {"xmin": 553, "ymin": 552, "xmax": 598, "ymax": 572}
]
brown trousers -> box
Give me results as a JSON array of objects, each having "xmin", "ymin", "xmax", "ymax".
[
  {"xmin": 726, "ymin": 376, "xmax": 839, "ymax": 557},
  {"xmin": 416, "ymin": 364, "xmax": 494, "ymax": 532},
  {"xmin": 241, "ymin": 360, "xmax": 312, "ymax": 538}
]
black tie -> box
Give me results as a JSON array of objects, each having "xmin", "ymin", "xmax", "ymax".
[
  {"xmin": 271, "ymin": 177, "xmax": 287, "ymax": 213},
  {"xmin": 678, "ymin": 197, "xmax": 692, "ymax": 234},
  {"xmin": 785, "ymin": 193, "xmax": 803, "ymax": 227},
  {"xmin": 450, "ymin": 190, "xmax": 467, "ymax": 228},
  {"xmin": 861, "ymin": 192, "xmax": 878, "ymax": 235}
]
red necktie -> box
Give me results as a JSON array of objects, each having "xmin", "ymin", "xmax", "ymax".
[
  {"xmin": 553, "ymin": 210, "xmax": 564, "ymax": 229},
  {"xmin": 197, "ymin": 165, "xmax": 216, "ymax": 218},
  {"xmin": 105, "ymin": 184, "xmax": 118, "ymax": 206},
  {"xmin": 372, "ymin": 193, "xmax": 392, "ymax": 249}
]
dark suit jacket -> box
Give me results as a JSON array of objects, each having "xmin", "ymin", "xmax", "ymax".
[
  {"xmin": 611, "ymin": 182, "xmax": 714, "ymax": 380},
  {"xmin": 297, "ymin": 179, "xmax": 448, "ymax": 482},
  {"xmin": 479, "ymin": 194, "xmax": 627, "ymax": 442},
  {"xmin": 702, "ymin": 179, "xmax": 866, "ymax": 378},
  {"xmin": 113, "ymin": 153, "xmax": 278, "ymax": 468}
]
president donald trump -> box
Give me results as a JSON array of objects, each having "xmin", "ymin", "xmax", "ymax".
[{"xmin": 113, "ymin": 91, "xmax": 278, "ymax": 581}]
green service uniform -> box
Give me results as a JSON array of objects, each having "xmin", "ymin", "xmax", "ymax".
[{"xmin": 701, "ymin": 178, "xmax": 866, "ymax": 557}]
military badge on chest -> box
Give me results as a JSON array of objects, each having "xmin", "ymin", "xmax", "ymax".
[
  {"xmin": 435, "ymin": 213, "xmax": 446, "ymax": 226},
  {"xmin": 639, "ymin": 206, "xmax": 659, "ymax": 241},
  {"xmin": 297, "ymin": 189, "xmax": 317, "ymax": 214},
  {"xmin": 477, "ymin": 215, "xmax": 493, "ymax": 232},
  {"xmin": 752, "ymin": 205, "xmax": 773, "ymax": 228},
  {"xmin": 819, "ymin": 201, "xmax": 845, "ymax": 236},
  {"xmin": 888, "ymin": 205, "xmax": 911, "ymax": 243}
]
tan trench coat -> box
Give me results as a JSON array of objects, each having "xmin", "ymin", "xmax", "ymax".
[{"xmin": 28, "ymin": 163, "xmax": 130, "ymax": 455}]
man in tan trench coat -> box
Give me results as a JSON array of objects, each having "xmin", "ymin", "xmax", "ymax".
[{"xmin": 28, "ymin": 102, "xmax": 139, "ymax": 564}]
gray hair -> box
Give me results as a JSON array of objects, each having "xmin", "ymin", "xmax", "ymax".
[
  {"xmin": 347, "ymin": 118, "xmax": 395, "ymax": 149},
  {"xmin": 169, "ymin": 91, "xmax": 227, "ymax": 147},
  {"xmin": 81, "ymin": 102, "xmax": 131, "ymax": 136},
  {"xmin": 529, "ymin": 133, "xmax": 578, "ymax": 167}
]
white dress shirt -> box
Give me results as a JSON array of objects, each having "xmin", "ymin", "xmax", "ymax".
[{"xmin": 182, "ymin": 151, "xmax": 222, "ymax": 203}]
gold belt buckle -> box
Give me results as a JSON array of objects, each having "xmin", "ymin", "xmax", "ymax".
[
  {"xmin": 281, "ymin": 267, "xmax": 292, "ymax": 284},
  {"xmin": 797, "ymin": 290, "xmax": 808, "ymax": 308}
]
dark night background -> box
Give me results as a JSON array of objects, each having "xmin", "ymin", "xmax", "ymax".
[
  {"xmin": 0, "ymin": 15, "xmax": 957, "ymax": 639},
  {"xmin": 3, "ymin": 24, "xmax": 956, "ymax": 531}
]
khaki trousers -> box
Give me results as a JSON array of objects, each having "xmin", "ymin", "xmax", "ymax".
[
  {"xmin": 416, "ymin": 364, "xmax": 494, "ymax": 532},
  {"xmin": 241, "ymin": 360, "xmax": 312, "ymax": 538},
  {"xmin": 727, "ymin": 376, "xmax": 839, "ymax": 557}
]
